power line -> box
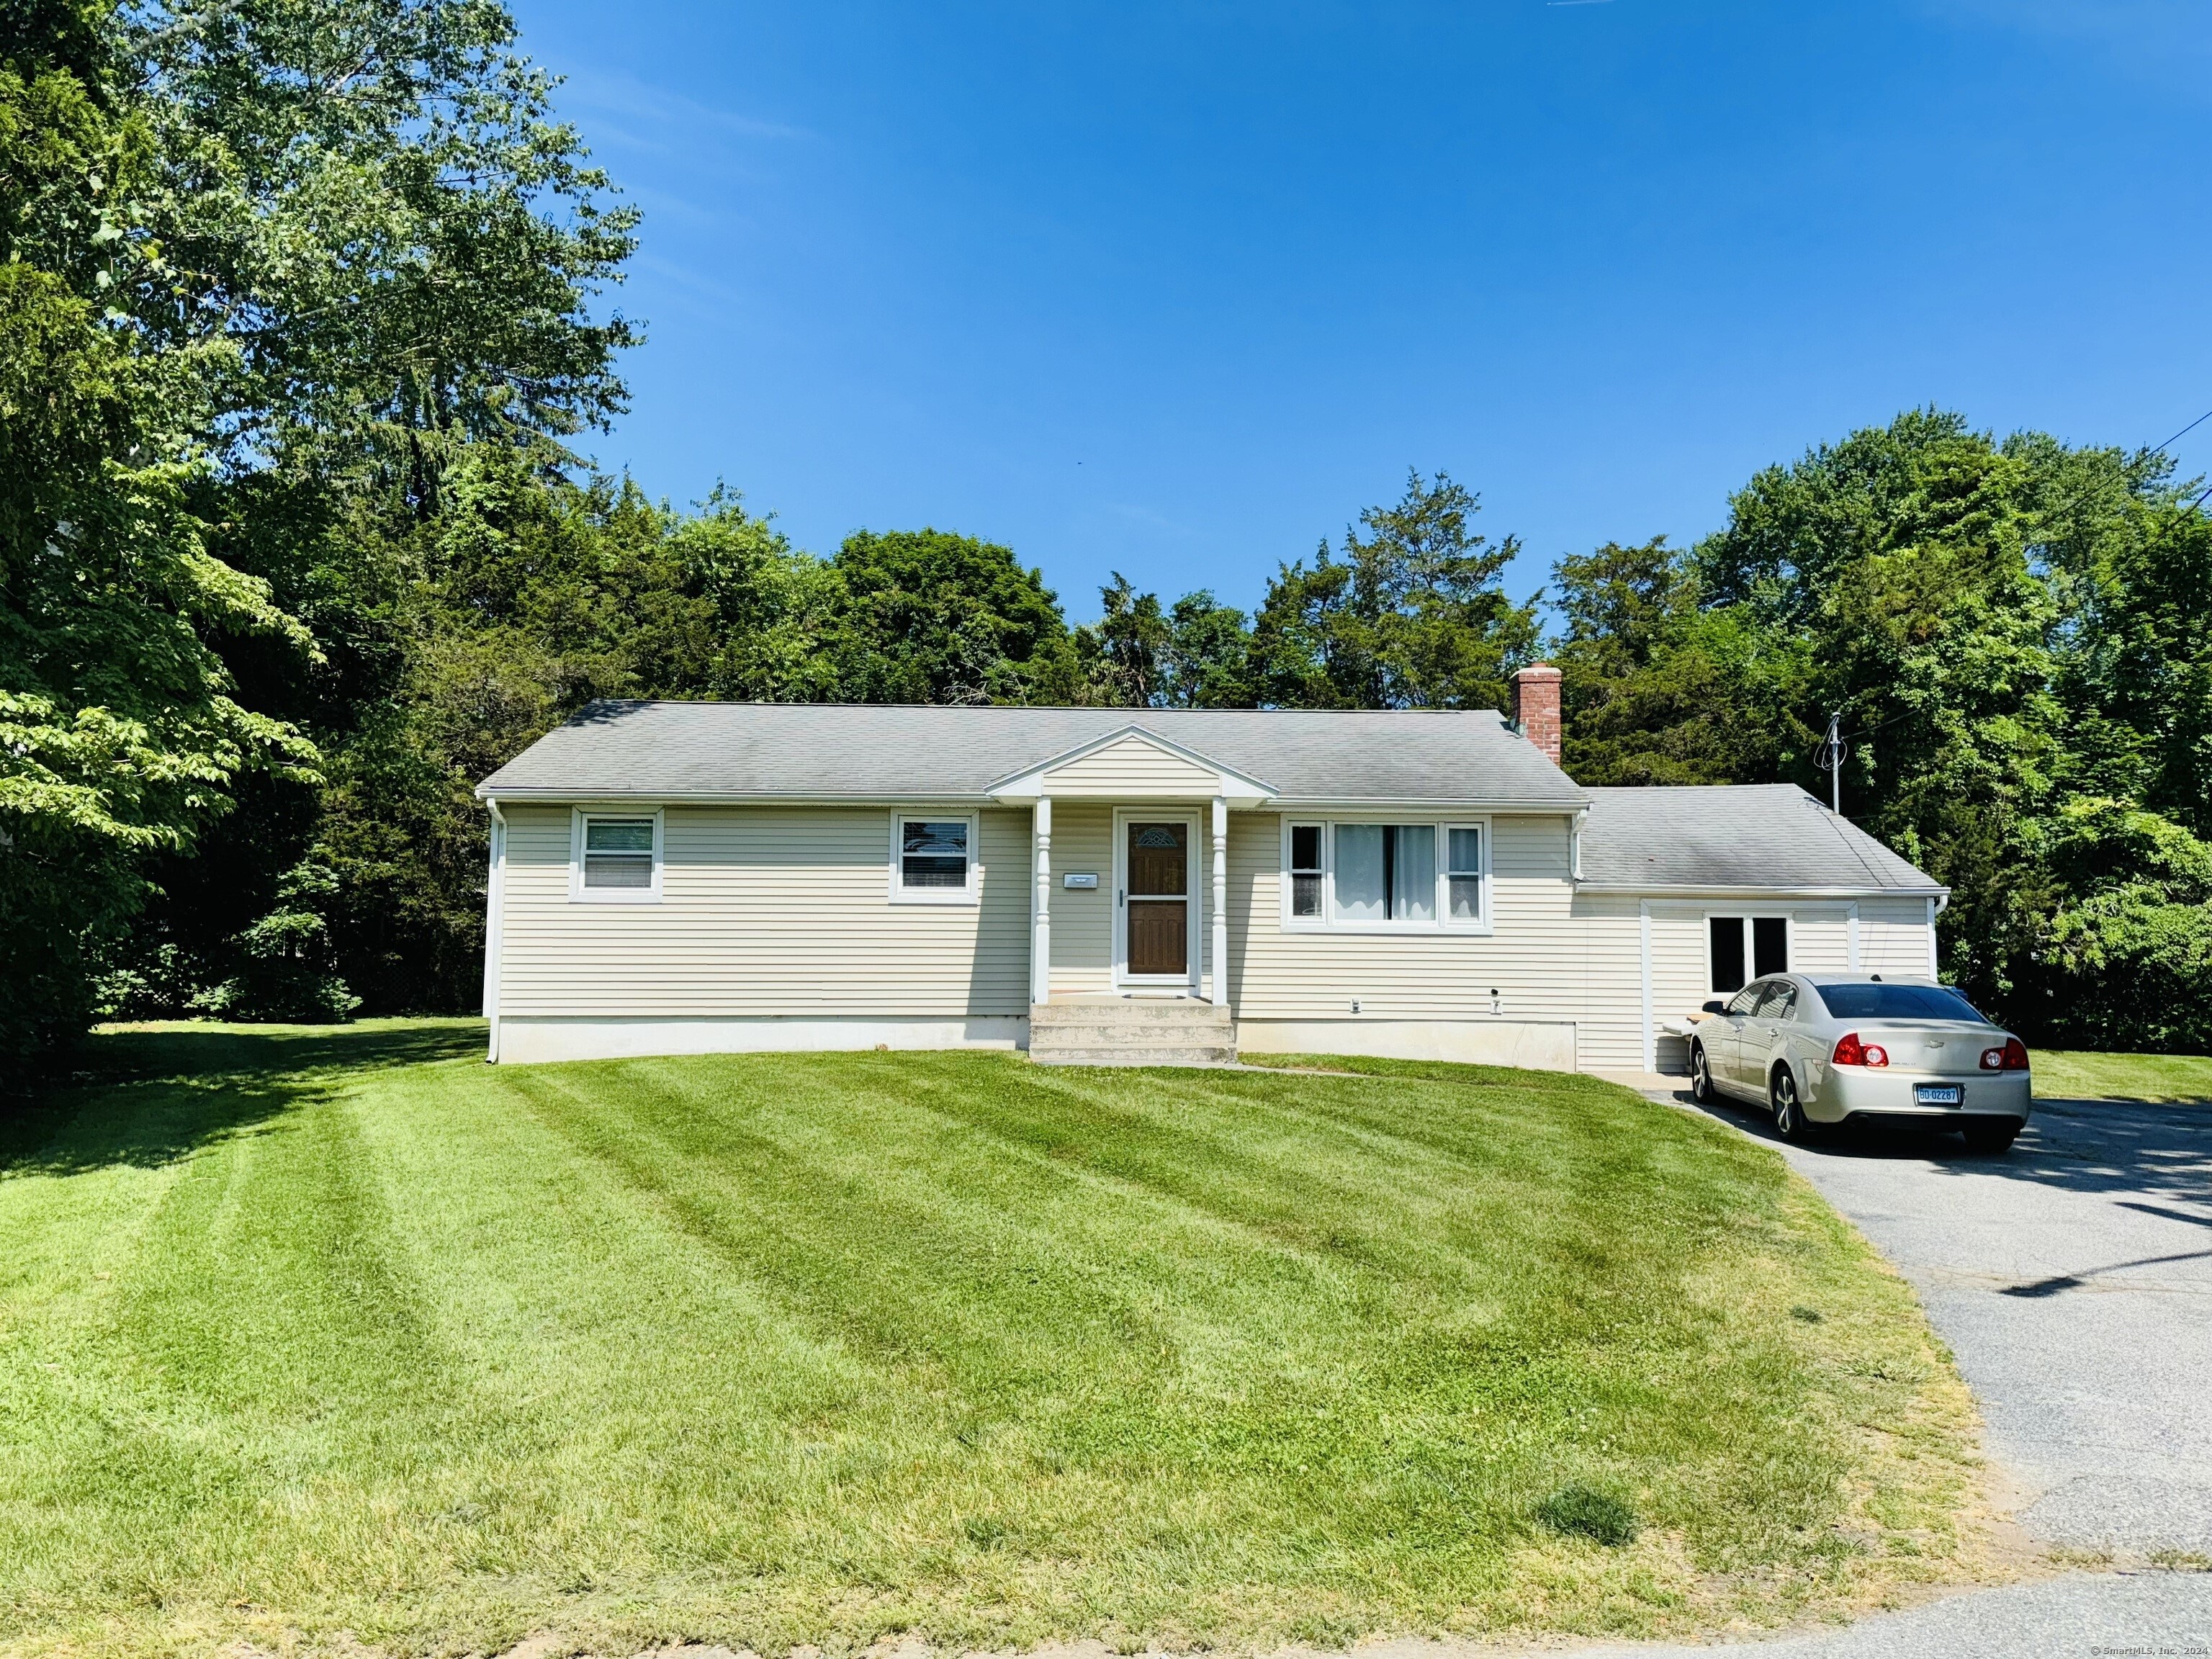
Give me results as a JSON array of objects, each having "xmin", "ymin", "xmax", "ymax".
[
  {"xmin": 2149, "ymin": 405, "xmax": 2212, "ymax": 457},
  {"xmin": 1838, "ymin": 705, "xmax": 1920, "ymax": 745},
  {"xmin": 2033, "ymin": 401, "xmax": 2212, "ymax": 533}
]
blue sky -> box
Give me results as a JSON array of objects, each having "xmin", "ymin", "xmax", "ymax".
[{"xmin": 511, "ymin": 0, "xmax": 2212, "ymax": 622}]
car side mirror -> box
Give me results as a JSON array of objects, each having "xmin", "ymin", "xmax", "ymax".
[{"xmin": 1701, "ymin": 999, "xmax": 1727, "ymax": 1015}]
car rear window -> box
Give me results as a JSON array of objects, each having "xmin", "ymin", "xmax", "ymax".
[{"xmin": 1812, "ymin": 982, "xmax": 1985, "ymax": 1021}]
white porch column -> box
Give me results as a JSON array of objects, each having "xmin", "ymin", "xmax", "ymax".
[
  {"xmin": 1210, "ymin": 796, "xmax": 1229, "ymax": 1007},
  {"xmin": 1031, "ymin": 797, "xmax": 1053, "ymax": 1005}
]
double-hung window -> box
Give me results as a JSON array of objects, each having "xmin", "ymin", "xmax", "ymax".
[
  {"xmin": 1289, "ymin": 824, "xmax": 1325, "ymax": 917},
  {"xmin": 1282, "ymin": 818, "xmax": 1489, "ymax": 932},
  {"xmin": 1446, "ymin": 827, "xmax": 1485, "ymax": 921},
  {"xmin": 891, "ymin": 814, "xmax": 979, "ymax": 904},
  {"xmin": 572, "ymin": 810, "xmax": 662, "ymax": 902}
]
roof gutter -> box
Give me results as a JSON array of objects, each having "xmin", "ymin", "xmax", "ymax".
[
  {"xmin": 1263, "ymin": 796, "xmax": 1588, "ymax": 812},
  {"xmin": 475, "ymin": 787, "xmax": 1004, "ymax": 806},
  {"xmin": 1576, "ymin": 882, "xmax": 1951, "ymax": 900},
  {"xmin": 475, "ymin": 786, "xmax": 1592, "ymax": 812}
]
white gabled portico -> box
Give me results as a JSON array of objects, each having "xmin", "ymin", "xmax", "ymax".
[{"xmin": 987, "ymin": 726, "xmax": 1274, "ymax": 1048}]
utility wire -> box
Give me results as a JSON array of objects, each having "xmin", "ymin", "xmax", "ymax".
[
  {"xmin": 2031, "ymin": 401, "xmax": 2212, "ymax": 533},
  {"xmin": 1835, "ymin": 704, "xmax": 1923, "ymax": 747},
  {"xmin": 2149, "ymin": 405, "xmax": 2212, "ymax": 456}
]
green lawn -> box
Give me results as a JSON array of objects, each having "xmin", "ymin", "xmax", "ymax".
[
  {"xmin": 1, "ymin": 1023, "xmax": 1984, "ymax": 1659},
  {"xmin": 2033, "ymin": 1049, "xmax": 2212, "ymax": 1102}
]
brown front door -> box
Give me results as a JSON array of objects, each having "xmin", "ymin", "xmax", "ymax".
[{"xmin": 1125, "ymin": 821, "xmax": 1189, "ymax": 978}]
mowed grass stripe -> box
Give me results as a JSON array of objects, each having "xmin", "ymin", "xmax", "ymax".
[
  {"xmin": 509, "ymin": 1056, "xmax": 1386, "ymax": 1377},
  {"xmin": 0, "ymin": 1025, "xmax": 1984, "ymax": 1659}
]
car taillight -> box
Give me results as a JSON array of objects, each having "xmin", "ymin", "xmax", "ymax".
[
  {"xmin": 1981, "ymin": 1038, "xmax": 2029, "ymax": 1071},
  {"xmin": 1833, "ymin": 1033, "xmax": 1888, "ymax": 1068}
]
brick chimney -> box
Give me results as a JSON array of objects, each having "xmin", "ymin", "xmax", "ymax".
[{"xmin": 1512, "ymin": 662, "xmax": 1564, "ymax": 768}]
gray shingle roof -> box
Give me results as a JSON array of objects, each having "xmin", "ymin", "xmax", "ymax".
[
  {"xmin": 476, "ymin": 699, "xmax": 1588, "ymax": 808},
  {"xmin": 1578, "ymin": 784, "xmax": 1941, "ymax": 894}
]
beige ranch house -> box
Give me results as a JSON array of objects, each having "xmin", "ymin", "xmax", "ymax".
[{"xmin": 475, "ymin": 668, "xmax": 1946, "ymax": 1071}]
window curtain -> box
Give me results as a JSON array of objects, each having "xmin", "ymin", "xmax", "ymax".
[
  {"xmin": 1333, "ymin": 825, "xmax": 1385, "ymax": 921},
  {"xmin": 1391, "ymin": 825, "xmax": 1435, "ymax": 921},
  {"xmin": 1332, "ymin": 824, "xmax": 1435, "ymax": 922}
]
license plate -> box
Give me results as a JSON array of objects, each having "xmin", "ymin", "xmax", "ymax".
[{"xmin": 1914, "ymin": 1084, "xmax": 1963, "ymax": 1106}]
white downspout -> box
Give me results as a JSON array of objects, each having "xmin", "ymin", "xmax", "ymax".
[
  {"xmin": 1210, "ymin": 796, "xmax": 1230, "ymax": 1008},
  {"xmin": 1031, "ymin": 797, "xmax": 1053, "ymax": 1007},
  {"xmin": 482, "ymin": 799, "xmax": 507, "ymax": 1064},
  {"xmin": 1638, "ymin": 900, "xmax": 1654, "ymax": 1074}
]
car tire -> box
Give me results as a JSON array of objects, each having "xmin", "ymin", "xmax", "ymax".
[
  {"xmin": 1770, "ymin": 1066, "xmax": 1808, "ymax": 1142},
  {"xmin": 1690, "ymin": 1041, "xmax": 1716, "ymax": 1105},
  {"xmin": 1961, "ymin": 1118, "xmax": 2021, "ymax": 1154}
]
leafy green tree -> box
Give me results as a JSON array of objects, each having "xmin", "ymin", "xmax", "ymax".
[
  {"xmin": 1551, "ymin": 538, "xmax": 1809, "ymax": 785},
  {"xmin": 127, "ymin": 0, "xmax": 638, "ymax": 474},
  {"xmin": 670, "ymin": 489, "xmax": 845, "ymax": 703},
  {"xmin": 2046, "ymin": 489, "xmax": 2212, "ymax": 837},
  {"xmin": 1162, "ymin": 590, "xmax": 1253, "ymax": 708},
  {"xmin": 191, "ymin": 859, "xmax": 361, "ymax": 1021},
  {"xmin": 55, "ymin": 0, "xmax": 647, "ymax": 1033},
  {"xmin": 1081, "ymin": 573, "xmax": 1169, "ymax": 706},
  {"xmin": 1248, "ymin": 469, "xmax": 1538, "ymax": 710},
  {"xmin": 2017, "ymin": 799, "xmax": 2212, "ymax": 1051},
  {"xmin": 831, "ymin": 529, "xmax": 1085, "ymax": 705},
  {"xmin": 1, "ymin": 0, "xmax": 319, "ymax": 1061},
  {"xmin": 1075, "ymin": 579, "xmax": 1254, "ymax": 709}
]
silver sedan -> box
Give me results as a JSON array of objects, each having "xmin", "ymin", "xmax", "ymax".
[{"xmin": 1687, "ymin": 973, "xmax": 2032, "ymax": 1151}]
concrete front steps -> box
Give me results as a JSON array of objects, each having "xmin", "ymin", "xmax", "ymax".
[{"xmin": 1029, "ymin": 997, "xmax": 1237, "ymax": 1066}]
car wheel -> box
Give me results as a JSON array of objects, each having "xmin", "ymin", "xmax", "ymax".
[
  {"xmin": 1961, "ymin": 1118, "xmax": 2020, "ymax": 1154},
  {"xmin": 1690, "ymin": 1041, "xmax": 1715, "ymax": 1104},
  {"xmin": 1770, "ymin": 1066, "xmax": 1807, "ymax": 1142}
]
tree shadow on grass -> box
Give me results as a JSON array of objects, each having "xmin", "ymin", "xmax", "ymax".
[{"xmin": 1, "ymin": 1020, "xmax": 486, "ymax": 1179}]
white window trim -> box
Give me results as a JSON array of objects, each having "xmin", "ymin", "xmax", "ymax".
[
  {"xmin": 1278, "ymin": 814, "xmax": 1493, "ymax": 936},
  {"xmin": 570, "ymin": 807, "xmax": 664, "ymax": 904},
  {"xmin": 889, "ymin": 809, "xmax": 982, "ymax": 906},
  {"xmin": 1704, "ymin": 911, "xmax": 1794, "ymax": 992}
]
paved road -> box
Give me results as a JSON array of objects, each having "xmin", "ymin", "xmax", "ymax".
[{"xmin": 1598, "ymin": 1088, "xmax": 2212, "ymax": 1656}]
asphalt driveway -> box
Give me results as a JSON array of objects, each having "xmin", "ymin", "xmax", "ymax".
[{"xmin": 1587, "ymin": 1086, "xmax": 2212, "ymax": 1656}]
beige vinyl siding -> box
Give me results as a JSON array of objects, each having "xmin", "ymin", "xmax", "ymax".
[
  {"xmin": 1046, "ymin": 801, "xmax": 1114, "ymax": 996},
  {"xmin": 1647, "ymin": 911, "xmax": 1707, "ymax": 1074},
  {"xmin": 1041, "ymin": 735, "xmax": 1223, "ymax": 796},
  {"xmin": 1568, "ymin": 893, "xmax": 1646, "ymax": 1069},
  {"xmin": 496, "ymin": 804, "xmax": 1030, "ymax": 1017},
  {"xmin": 1860, "ymin": 896, "xmax": 1938, "ymax": 975},
  {"xmin": 1228, "ymin": 811, "xmax": 1589, "ymax": 1041},
  {"xmin": 1790, "ymin": 909, "xmax": 1853, "ymax": 974}
]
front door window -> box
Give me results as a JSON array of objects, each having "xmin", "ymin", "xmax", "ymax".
[{"xmin": 1126, "ymin": 821, "xmax": 1189, "ymax": 977}]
